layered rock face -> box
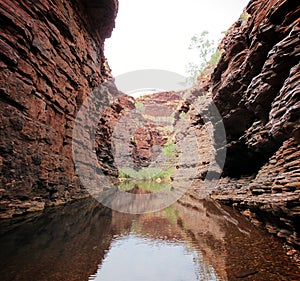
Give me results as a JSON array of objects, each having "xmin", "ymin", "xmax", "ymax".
[
  {"xmin": 0, "ymin": 0, "xmax": 299, "ymax": 260},
  {"xmin": 133, "ymin": 91, "xmax": 182, "ymax": 167},
  {"xmin": 208, "ymin": 0, "xmax": 300, "ymax": 248},
  {"xmin": 95, "ymin": 92, "xmax": 135, "ymax": 175},
  {"xmin": 110, "ymin": 91, "xmax": 182, "ymax": 170},
  {"xmin": 0, "ymin": 0, "xmax": 119, "ymax": 218},
  {"xmin": 212, "ymin": 0, "xmax": 299, "ymax": 175}
]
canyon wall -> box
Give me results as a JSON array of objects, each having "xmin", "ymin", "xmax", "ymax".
[
  {"xmin": 208, "ymin": 0, "xmax": 300, "ymax": 248},
  {"xmin": 0, "ymin": 0, "xmax": 119, "ymax": 218},
  {"xmin": 133, "ymin": 91, "xmax": 182, "ymax": 167},
  {"xmin": 0, "ymin": 0, "xmax": 299, "ymax": 258}
]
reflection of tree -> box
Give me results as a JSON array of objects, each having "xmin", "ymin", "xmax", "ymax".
[{"xmin": 118, "ymin": 179, "xmax": 172, "ymax": 193}]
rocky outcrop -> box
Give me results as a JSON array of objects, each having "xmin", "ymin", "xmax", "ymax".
[
  {"xmin": 211, "ymin": 0, "xmax": 299, "ymax": 176},
  {"xmin": 130, "ymin": 126, "xmax": 162, "ymax": 168},
  {"xmin": 0, "ymin": 0, "xmax": 119, "ymax": 218},
  {"xmin": 212, "ymin": 138, "xmax": 300, "ymax": 248},
  {"xmin": 206, "ymin": 0, "xmax": 300, "ymax": 250},
  {"xmin": 110, "ymin": 91, "xmax": 182, "ymax": 170},
  {"xmin": 133, "ymin": 91, "xmax": 182, "ymax": 167},
  {"xmin": 95, "ymin": 92, "xmax": 135, "ymax": 175}
]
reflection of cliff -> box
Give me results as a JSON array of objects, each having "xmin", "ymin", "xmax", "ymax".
[
  {"xmin": 176, "ymin": 191, "xmax": 300, "ymax": 280},
  {"xmin": 0, "ymin": 198, "xmax": 114, "ymax": 281},
  {"xmin": 1, "ymin": 196, "xmax": 298, "ymax": 281}
]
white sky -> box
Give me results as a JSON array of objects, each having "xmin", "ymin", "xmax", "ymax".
[{"xmin": 105, "ymin": 0, "xmax": 249, "ymax": 77}]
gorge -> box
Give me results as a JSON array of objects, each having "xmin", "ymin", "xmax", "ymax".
[{"xmin": 0, "ymin": 0, "xmax": 300, "ymax": 280}]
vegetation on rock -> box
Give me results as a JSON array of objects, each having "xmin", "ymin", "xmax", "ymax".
[{"xmin": 186, "ymin": 31, "xmax": 221, "ymax": 82}]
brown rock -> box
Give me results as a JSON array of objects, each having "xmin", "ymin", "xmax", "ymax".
[
  {"xmin": 0, "ymin": 0, "xmax": 119, "ymax": 217},
  {"xmin": 193, "ymin": 0, "xmax": 300, "ymax": 249}
]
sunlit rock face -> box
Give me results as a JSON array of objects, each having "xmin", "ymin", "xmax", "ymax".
[
  {"xmin": 0, "ymin": 0, "xmax": 119, "ymax": 217},
  {"xmin": 208, "ymin": 0, "xmax": 300, "ymax": 248}
]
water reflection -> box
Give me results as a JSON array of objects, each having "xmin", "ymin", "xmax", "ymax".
[
  {"xmin": 89, "ymin": 234, "xmax": 219, "ymax": 281},
  {"xmin": 0, "ymin": 189, "xmax": 299, "ymax": 281},
  {"xmin": 118, "ymin": 179, "xmax": 171, "ymax": 193}
]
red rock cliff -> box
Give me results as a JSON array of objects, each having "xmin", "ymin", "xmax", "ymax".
[
  {"xmin": 208, "ymin": 0, "xmax": 300, "ymax": 249},
  {"xmin": 212, "ymin": 0, "xmax": 299, "ymax": 175},
  {"xmin": 0, "ymin": 0, "xmax": 119, "ymax": 218}
]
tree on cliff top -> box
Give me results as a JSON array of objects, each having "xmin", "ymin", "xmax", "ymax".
[{"xmin": 186, "ymin": 31, "xmax": 221, "ymax": 83}]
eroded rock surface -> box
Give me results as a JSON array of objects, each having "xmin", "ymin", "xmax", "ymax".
[
  {"xmin": 0, "ymin": 0, "xmax": 299, "ymax": 258},
  {"xmin": 211, "ymin": 0, "xmax": 299, "ymax": 176},
  {"xmin": 207, "ymin": 0, "xmax": 300, "ymax": 249},
  {"xmin": 0, "ymin": 0, "xmax": 119, "ymax": 218}
]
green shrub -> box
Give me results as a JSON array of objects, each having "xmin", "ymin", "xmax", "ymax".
[
  {"xmin": 118, "ymin": 167, "xmax": 175, "ymax": 180},
  {"xmin": 179, "ymin": 111, "xmax": 186, "ymax": 119},
  {"xmin": 239, "ymin": 12, "xmax": 250, "ymax": 22},
  {"xmin": 162, "ymin": 141, "xmax": 179, "ymax": 158},
  {"xmin": 135, "ymin": 101, "xmax": 145, "ymax": 112},
  {"xmin": 119, "ymin": 169, "xmax": 132, "ymax": 179},
  {"xmin": 119, "ymin": 180, "xmax": 171, "ymax": 192}
]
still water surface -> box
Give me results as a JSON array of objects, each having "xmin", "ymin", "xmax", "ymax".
[
  {"xmin": 89, "ymin": 234, "xmax": 218, "ymax": 281},
  {"xmin": 0, "ymin": 186, "xmax": 299, "ymax": 281}
]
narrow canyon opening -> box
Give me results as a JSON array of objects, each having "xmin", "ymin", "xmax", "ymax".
[{"xmin": 0, "ymin": 0, "xmax": 299, "ymax": 280}]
